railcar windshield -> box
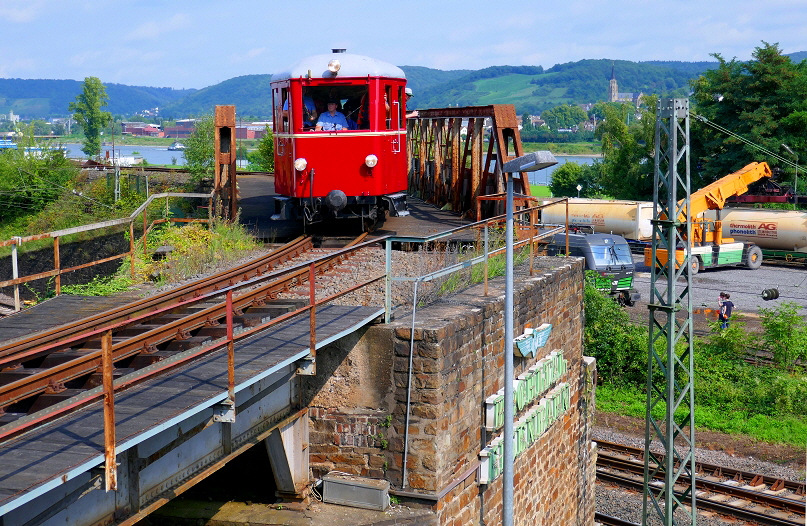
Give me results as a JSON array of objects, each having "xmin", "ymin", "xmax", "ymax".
[
  {"xmin": 300, "ymin": 86, "xmax": 370, "ymax": 131},
  {"xmin": 590, "ymin": 242, "xmax": 633, "ymax": 266}
]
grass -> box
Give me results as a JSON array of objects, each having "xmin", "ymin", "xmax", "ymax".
[
  {"xmin": 530, "ymin": 184, "xmax": 552, "ymax": 198},
  {"xmin": 596, "ymin": 384, "xmax": 807, "ymax": 447},
  {"xmin": 63, "ymin": 219, "xmax": 262, "ymax": 296},
  {"xmin": 521, "ymin": 141, "xmax": 601, "ymax": 156}
]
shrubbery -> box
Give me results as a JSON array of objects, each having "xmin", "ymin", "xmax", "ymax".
[{"xmin": 584, "ymin": 276, "xmax": 807, "ymax": 445}]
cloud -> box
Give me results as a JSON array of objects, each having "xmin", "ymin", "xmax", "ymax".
[
  {"xmin": 123, "ymin": 13, "xmax": 190, "ymax": 41},
  {"xmin": 0, "ymin": 2, "xmax": 46, "ymax": 23},
  {"xmin": 0, "ymin": 58, "xmax": 38, "ymax": 78},
  {"xmin": 229, "ymin": 47, "xmax": 267, "ymax": 63}
]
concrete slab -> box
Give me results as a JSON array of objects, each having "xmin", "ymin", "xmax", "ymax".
[{"xmin": 150, "ymin": 499, "xmax": 437, "ymax": 525}]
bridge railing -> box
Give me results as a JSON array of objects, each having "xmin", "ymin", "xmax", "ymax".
[
  {"xmin": 0, "ymin": 235, "xmax": 385, "ymax": 492},
  {"xmin": 0, "ymin": 192, "xmax": 213, "ymax": 311},
  {"xmin": 383, "ymin": 198, "xmax": 571, "ymax": 323}
]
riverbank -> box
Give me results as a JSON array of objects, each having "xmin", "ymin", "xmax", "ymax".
[
  {"xmin": 48, "ymin": 136, "xmax": 599, "ymax": 156},
  {"xmin": 521, "ymin": 141, "xmax": 601, "ymax": 156},
  {"xmin": 44, "ymin": 135, "xmax": 261, "ymax": 149}
]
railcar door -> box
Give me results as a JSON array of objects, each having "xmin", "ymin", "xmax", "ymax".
[
  {"xmin": 272, "ymin": 83, "xmax": 293, "ymax": 195},
  {"xmin": 382, "ymin": 83, "xmax": 406, "ymax": 193}
]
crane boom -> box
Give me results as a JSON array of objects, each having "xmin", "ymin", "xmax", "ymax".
[
  {"xmin": 646, "ymin": 161, "xmax": 773, "ymax": 271},
  {"xmin": 681, "ymin": 161, "xmax": 773, "ymax": 219}
]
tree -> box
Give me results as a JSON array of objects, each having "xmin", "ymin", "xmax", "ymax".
[
  {"xmin": 248, "ymin": 126, "xmax": 274, "ymax": 172},
  {"xmin": 548, "ymin": 161, "xmax": 606, "ymax": 198},
  {"xmin": 691, "ymin": 42, "xmax": 807, "ymax": 183},
  {"xmin": 0, "ymin": 122, "xmax": 78, "ymax": 222},
  {"xmin": 521, "ymin": 113, "xmax": 533, "ymax": 132},
  {"xmin": 183, "ymin": 115, "xmax": 215, "ymax": 183},
  {"xmin": 68, "ymin": 77, "xmax": 112, "ymax": 158},
  {"xmin": 595, "ymin": 96, "xmax": 657, "ymax": 200},
  {"xmin": 541, "ymin": 104, "xmax": 588, "ymax": 131}
]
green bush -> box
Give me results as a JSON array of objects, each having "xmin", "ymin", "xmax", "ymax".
[
  {"xmin": 583, "ymin": 272, "xmax": 647, "ymax": 387},
  {"xmin": 758, "ymin": 301, "xmax": 807, "ymax": 369}
]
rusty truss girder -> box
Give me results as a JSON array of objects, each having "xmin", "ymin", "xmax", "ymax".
[{"xmin": 406, "ymin": 105, "xmax": 530, "ymax": 219}]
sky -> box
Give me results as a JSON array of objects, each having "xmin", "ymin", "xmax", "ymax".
[{"xmin": 1, "ymin": 0, "xmax": 806, "ymax": 90}]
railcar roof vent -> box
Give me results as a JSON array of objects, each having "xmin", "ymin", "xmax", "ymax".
[{"xmin": 332, "ymin": 48, "xmax": 346, "ymax": 53}]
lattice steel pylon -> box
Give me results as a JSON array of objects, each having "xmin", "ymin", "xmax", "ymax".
[{"xmin": 642, "ymin": 98, "xmax": 697, "ymax": 525}]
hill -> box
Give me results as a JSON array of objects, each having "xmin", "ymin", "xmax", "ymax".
[
  {"xmin": 1, "ymin": 51, "xmax": 805, "ymax": 120},
  {"xmin": 0, "ymin": 79, "xmax": 194, "ymax": 119},
  {"xmin": 411, "ymin": 60, "xmax": 705, "ymax": 115},
  {"xmin": 160, "ymin": 74, "xmax": 273, "ymax": 119}
]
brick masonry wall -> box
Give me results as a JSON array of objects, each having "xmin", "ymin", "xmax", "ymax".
[{"xmin": 303, "ymin": 257, "xmax": 596, "ymax": 525}]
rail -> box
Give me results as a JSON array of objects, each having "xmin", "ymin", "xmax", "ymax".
[
  {"xmin": 0, "ymin": 234, "xmax": 384, "ymax": 492},
  {"xmin": 0, "ymin": 191, "xmax": 213, "ymax": 311}
]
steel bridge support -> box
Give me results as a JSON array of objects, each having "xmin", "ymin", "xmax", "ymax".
[
  {"xmin": 215, "ymin": 105, "xmax": 238, "ymax": 220},
  {"xmin": 406, "ymin": 105, "xmax": 531, "ymax": 219},
  {"xmin": 643, "ymin": 98, "xmax": 697, "ymax": 525}
]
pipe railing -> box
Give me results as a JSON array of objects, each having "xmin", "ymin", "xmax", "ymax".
[
  {"xmin": 0, "ymin": 192, "xmax": 213, "ymax": 311},
  {"xmin": 383, "ymin": 198, "xmax": 570, "ymax": 490},
  {"xmin": 0, "ymin": 236, "xmax": 385, "ymax": 492}
]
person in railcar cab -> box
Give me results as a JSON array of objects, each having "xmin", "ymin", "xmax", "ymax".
[{"xmin": 315, "ymin": 99, "xmax": 350, "ymax": 131}]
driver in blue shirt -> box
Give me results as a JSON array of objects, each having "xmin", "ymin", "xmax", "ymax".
[{"xmin": 315, "ymin": 100, "xmax": 349, "ymax": 131}]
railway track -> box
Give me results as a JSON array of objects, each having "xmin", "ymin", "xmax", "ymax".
[
  {"xmin": 596, "ymin": 439, "xmax": 806, "ymax": 525},
  {"xmin": 0, "ymin": 233, "xmax": 382, "ymax": 439}
]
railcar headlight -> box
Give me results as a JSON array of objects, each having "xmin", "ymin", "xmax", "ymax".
[
  {"xmin": 327, "ymin": 59, "xmax": 341, "ymax": 73},
  {"xmin": 293, "ymin": 158, "xmax": 308, "ymax": 171},
  {"xmin": 364, "ymin": 154, "xmax": 378, "ymax": 168}
]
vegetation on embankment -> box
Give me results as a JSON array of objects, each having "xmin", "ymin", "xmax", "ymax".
[
  {"xmin": 62, "ymin": 219, "xmax": 261, "ymax": 296},
  {"xmin": 584, "ymin": 272, "xmax": 807, "ymax": 447}
]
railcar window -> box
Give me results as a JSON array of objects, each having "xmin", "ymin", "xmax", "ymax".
[
  {"xmin": 302, "ymin": 86, "xmax": 369, "ymax": 131},
  {"xmin": 384, "ymin": 85, "xmax": 392, "ymax": 130},
  {"xmin": 275, "ymin": 88, "xmax": 289, "ymax": 133},
  {"xmin": 397, "ymin": 86, "xmax": 404, "ymax": 129}
]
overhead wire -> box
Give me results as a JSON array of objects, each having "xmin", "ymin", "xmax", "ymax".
[{"xmin": 692, "ymin": 113, "xmax": 804, "ymax": 170}]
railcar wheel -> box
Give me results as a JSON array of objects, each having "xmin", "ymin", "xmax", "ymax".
[{"xmin": 745, "ymin": 245, "xmax": 763, "ymax": 269}]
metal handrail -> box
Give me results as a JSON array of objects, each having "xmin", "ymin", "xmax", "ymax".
[
  {"xmin": 0, "ymin": 192, "xmax": 214, "ymax": 311},
  {"xmin": 0, "ymin": 235, "xmax": 386, "ymax": 492}
]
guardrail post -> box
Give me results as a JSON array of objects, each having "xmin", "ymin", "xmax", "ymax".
[
  {"xmin": 309, "ymin": 262, "xmax": 316, "ymax": 357},
  {"xmin": 226, "ymin": 290, "xmax": 235, "ymax": 404},
  {"xmin": 11, "ymin": 237, "xmax": 21, "ymax": 312},
  {"xmin": 143, "ymin": 209, "xmax": 148, "ymax": 259},
  {"xmin": 483, "ymin": 223, "xmax": 489, "ymax": 296},
  {"xmin": 529, "ymin": 209, "xmax": 536, "ymax": 276},
  {"xmin": 129, "ymin": 221, "xmax": 135, "ymax": 278},
  {"xmin": 54, "ymin": 236, "xmax": 61, "ymax": 296},
  {"xmin": 102, "ymin": 329, "xmax": 118, "ymax": 491},
  {"xmin": 385, "ymin": 240, "xmax": 392, "ymax": 323}
]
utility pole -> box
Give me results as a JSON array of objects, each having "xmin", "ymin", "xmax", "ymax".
[{"xmin": 643, "ymin": 98, "xmax": 697, "ymax": 525}]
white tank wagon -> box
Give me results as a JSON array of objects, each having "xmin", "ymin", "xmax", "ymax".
[
  {"xmin": 540, "ymin": 198, "xmax": 654, "ymax": 241},
  {"xmin": 703, "ymin": 208, "xmax": 807, "ymax": 253}
]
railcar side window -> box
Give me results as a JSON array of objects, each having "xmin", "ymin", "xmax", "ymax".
[
  {"xmin": 384, "ymin": 85, "xmax": 392, "ymax": 130},
  {"xmin": 274, "ymin": 87, "xmax": 289, "ymax": 133},
  {"xmin": 397, "ymin": 86, "xmax": 404, "ymax": 129}
]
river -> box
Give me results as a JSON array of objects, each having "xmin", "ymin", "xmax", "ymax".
[
  {"xmin": 530, "ymin": 155, "xmax": 598, "ymax": 186},
  {"xmin": 61, "ymin": 144, "xmax": 597, "ymax": 183},
  {"xmin": 63, "ymin": 143, "xmax": 187, "ymax": 166}
]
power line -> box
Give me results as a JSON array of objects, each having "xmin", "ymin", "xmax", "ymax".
[{"xmin": 693, "ymin": 113, "xmax": 803, "ymax": 170}]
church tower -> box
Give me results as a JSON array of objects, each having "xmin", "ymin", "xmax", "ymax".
[{"xmin": 608, "ymin": 63, "xmax": 618, "ymax": 102}]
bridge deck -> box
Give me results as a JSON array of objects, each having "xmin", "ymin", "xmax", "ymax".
[
  {"xmin": 0, "ymin": 294, "xmax": 142, "ymax": 345},
  {"xmin": 0, "ymin": 303, "xmax": 384, "ymax": 514}
]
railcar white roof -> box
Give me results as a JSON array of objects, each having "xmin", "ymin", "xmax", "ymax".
[{"xmin": 272, "ymin": 51, "xmax": 405, "ymax": 81}]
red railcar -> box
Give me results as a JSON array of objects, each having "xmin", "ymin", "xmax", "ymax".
[{"xmin": 270, "ymin": 49, "xmax": 409, "ymax": 228}]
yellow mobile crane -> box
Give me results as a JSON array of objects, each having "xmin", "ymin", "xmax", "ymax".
[{"xmin": 644, "ymin": 161, "xmax": 773, "ymax": 274}]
